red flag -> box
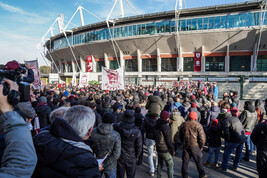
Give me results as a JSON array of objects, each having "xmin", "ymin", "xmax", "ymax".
[
  {"xmin": 87, "ymin": 56, "xmax": 93, "ymax": 72},
  {"xmin": 194, "ymin": 52, "xmax": 202, "ymax": 72}
]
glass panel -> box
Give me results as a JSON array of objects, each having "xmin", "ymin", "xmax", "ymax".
[
  {"xmin": 227, "ymin": 15, "xmax": 233, "ymax": 28},
  {"xmin": 67, "ymin": 64, "xmax": 73, "ymax": 73},
  {"xmin": 137, "ymin": 24, "xmax": 141, "ymax": 35},
  {"xmin": 186, "ymin": 19, "xmax": 192, "ymax": 31},
  {"xmin": 246, "ymin": 13, "xmax": 253, "ymax": 27},
  {"xmin": 170, "ymin": 20, "xmax": 176, "ymax": 32},
  {"xmin": 180, "ymin": 19, "xmax": 186, "ymax": 31},
  {"xmin": 110, "ymin": 60, "xmax": 120, "ymax": 70},
  {"xmin": 203, "ymin": 18, "xmax": 209, "ymax": 30},
  {"xmin": 254, "ymin": 12, "xmax": 260, "ymax": 26},
  {"xmin": 257, "ymin": 55, "xmax": 267, "ymax": 71},
  {"xmin": 142, "ymin": 58, "xmax": 157, "ymax": 72},
  {"xmin": 184, "ymin": 57, "xmax": 194, "ymax": 71},
  {"xmin": 209, "ymin": 17, "xmax": 215, "ymax": 29},
  {"xmin": 220, "ymin": 16, "xmax": 227, "ymax": 28},
  {"xmin": 239, "ymin": 13, "xmax": 246, "ymax": 27},
  {"xmin": 214, "ymin": 16, "xmax": 221, "ymax": 29},
  {"xmin": 141, "ymin": 24, "xmax": 146, "ymax": 34},
  {"xmin": 96, "ymin": 61, "xmax": 105, "ymax": 72},
  {"xmin": 161, "ymin": 58, "xmax": 177, "ymax": 71},
  {"xmin": 128, "ymin": 26, "xmax": 133, "ymax": 36},
  {"xmin": 124, "ymin": 26, "xmax": 129, "ymax": 37},
  {"xmin": 230, "ymin": 56, "xmax": 251, "ymax": 71},
  {"xmin": 133, "ymin": 25, "xmax": 137, "ymax": 35},
  {"xmin": 232, "ymin": 14, "xmax": 239, "ymax": 28},
  {"xmin": 125, "ymin": 59, "xmax": 138, "ymax": 72},
  {"xmin": 205, "ymin": 56, "xmax": 225, "ymax": 71},
  {"xmin": 192, "ymin": 19, "xmax": 197, "ymax": 30},
  {"xmin": 197, "ymin": 18, "xmax": 203, "ymax": 30},
  {"xmin": 165, "ymin": 21, "xmax": 170, "ymax": 32}
]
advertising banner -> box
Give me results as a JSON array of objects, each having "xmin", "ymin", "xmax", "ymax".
[{"xmin": 194, "ymin": 52, "xmax": 202, "ymax": 72}]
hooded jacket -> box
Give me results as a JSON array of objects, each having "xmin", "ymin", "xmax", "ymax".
[
  {"xmin": 33, "ymin": 117, "xmax": 100, "ymax": 178},
  {"xmin": 206, "ymin": 106, "xmax": 220, "ymax": 126},
  {"xmin": 91, "ymin": 123, "xmax": 121, "ymax": 172},
  {"xmin": 223, "ymin": 116, "xmax": 245, "ymax": 143},
  {"xmin": 239, "ymin": 105, "xmax": 258, "ymax": 133},
  {"xmin": 170, "ymin": 110, "xmax": 184, "ymax": 143},
  {"xmin": 114, "ymin": 121, "xmax": 142, "ymax": 160},
  {"xmin": 144, "ymin": 116, "xmax": 158, "ymax": 140},
  {"xmin": 146, "ymin": 95, "xmax": 164, "ymax": 116},
  {"xmin": 206, "ymin": 125, "xmax": 222, "ymax": 147}
]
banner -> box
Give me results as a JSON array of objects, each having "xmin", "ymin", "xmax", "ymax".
[
  {"xmin": 87, "ymin": 56, "xmax": 93, "ymax": 72},
  {"xmin": 25, "ymin": 60, "xmax": 41, "ymax": 90},
  {"xmin": 194, "ymin": 52, "xmax": 202, "ymax": 72},
  {"xmin": 79, "ymin": 72, "xmax": 90, "ymax": 87},
  {"xmin": 71, "ymin": 73, "xmax": 77, "ymax": 86},
  {"xmin": 102, "ymin": 67, "xmax": 125, "ymax": 91}
]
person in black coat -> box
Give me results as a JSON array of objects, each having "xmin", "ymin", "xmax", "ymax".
[
  {"xmin": 33, "ymin": 106, "xmax": 100, "ymax": 178},
  {"xmin": 204, "ymin": 119, "xmax": 221, "ymax": 168},
  {"xmin": 114, "ymin": 110, "xmax": 142, "ymax": 178},
  {"xmin": 34, "ymin": 96, "xmax": 52, "ymax": 128},
  {"xmin": 134, "ymin": 107, "xmax": 145, "ymax": 165}
]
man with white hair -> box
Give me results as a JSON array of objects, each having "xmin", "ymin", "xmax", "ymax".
[{"xmin": 33, "ymin": 105, "xmax": 100, "ymax": 177}]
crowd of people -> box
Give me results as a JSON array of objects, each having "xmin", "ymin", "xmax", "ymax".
[{"xmin": 0, "ymin": 62, "xmax": 266, "ymax": 178}]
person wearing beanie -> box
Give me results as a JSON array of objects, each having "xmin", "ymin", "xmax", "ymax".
[
  {"xmin": 184, "ymin": 103, "xmax": 201, "ymax": 122},
  {"xmin": 154, "ymin": 111, "xmax": 174, "ymax": 178},
  {"xmin": 113, "ymin": 110, "xmax": 142, "ymax": 178},
  {"xmin": 179, "ymin": 111, "xmax": 207, "ymax": 178},
  {"xmin": 204, "ymin": 119, "xmax": 222, "ymax": 168},
  {"xmin": 90, "ymin": 112, "xmax": 121, "ymax": 178},
  {"xmin": 35, "ymin": 96, "xmax": 52, "ymax": 128},
  {"xmin": 146, "ymin": 91, "xmax": 164, "ymax": 118},
  {"xmin": 239, "ymin": 100, "xmax": 258, "ymax": 162}
]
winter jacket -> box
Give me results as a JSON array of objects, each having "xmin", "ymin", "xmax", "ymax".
[
  {"xmin": 179, "ymin": 120, "xmax": 206, "ymax": 148},
  {"xmin": 206, "ymin": 106, "xmax": 220, "ymax": 126},
  {"xmin": 146, "ymin": 95, "xmax": 164, "ymax": 116},
  {"xmin": 114, "ymin": 121, "xmax": 142, "ymax": 160},
  {"xmin": 144, "ymin": 116, "xmax": 158, "ymax": 140},
  {"xmin": 182, "ymin": 101, "xmax": 191, "ymax": 112},
  {"xmin": 94, "ymin": 110, "xmax": 102, "ymax": 127},
  {"xmin": 206, "ymin": 125, "xmax": 222, "ymax": 147},
  {"xmin": 232, "ymin": 96, "xmax": 239, "ymax": 106},
  {"xmin": 22, "ymin": 69, "xmax": 34, "ymax": 83},
  {"xmin": 33, "ymin": 117, "xmax": 100, "ymax": 178},
  {"xmin": 218, "ymin": 111, "xmax": 232, "ymax": 127},
  {"xmin": 35, "ymin": 103, "xmax": 52, "ymax": 128},
  {"xmin": 213, "ymin": 86, "xmax": 218, "ymax": 99},
  {"xmin": 135, "ymin": 113, "xmax": 145, "ymax": 135},
  {"xmin": 154, "ymin": 119, "xmax": 174, "ymax": 155},
  {"xmin": 171, "ymin": 102, "xmax": 186, "ymax": 117},
  {"xmin": 91, "ymin": 123, "xmax": 121, "ymax": 172},
  {"xmin": 199, "ymin": 105, "xmax": 209, "ymax": 125},
  {"xmin": 239, "ymin": 105, "xmax": 258, "ymax": 133},
  {"xmin": 185, "ymin": 108, "xmax": 201, "ymax": 122},
  {"xmin": 222, "ymin": 116, "xmax": 245, "ymax": 144},
  {"xmin": 251, "ymin": 121, "xmax": 267, "ymax": 151},
  {"xmin": 170, "ymin": 110, "xmax": 184, "ymax": 143},
  {"xmin": 0, "ymin": 111, "xmax": 37, "ymax": 177}
]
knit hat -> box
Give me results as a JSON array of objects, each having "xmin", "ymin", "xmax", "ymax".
[
  {"xmin": 39, "ymin": 96, "xmax": 47, "ymax": 103},
  {"xmin": 123, "ymin": 110, "xmax": 135, "ymax": 123},
  {"xmin": 191, "ymin": 102, "xmax": 197, "ymax": 108},
  {"xmin": 211, "ymin": 119, "xmax": 218, "ymax": 126},
  {"xmin": 112, "ymin": 102, "xmax": 120, "ymax": 112},
  {"xmin": 102, "ymin": 112, "xmax": 114, "ymax": 124},
  {"xmin": 230, "ymin": 107, "xmax": 240, "ymax": 117},
  {"xmin": 160, "ymin": 110, "xmax": 170, "ymax": 121},
  {"xmin": 190, "ymin": 95, "xmax": 196, "ymax": 100},
  {"xmin": 64, "ymin": 91, "xmax": 69, "ymax": 97},
  {"xmin": 188, "ymin": 111, "xmax": 197, "ymax": 121},
  {"xmin": 4, "ymin": 61, "xmax": 21, "ymax": 70},
  {"xmin": 153, "ymin": 91, "xmax": 159, "ymax": 96}
]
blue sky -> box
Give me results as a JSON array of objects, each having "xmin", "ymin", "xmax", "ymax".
[{"xmin": 0, "ymin": 0, "xmax": 246, "ymax": 66}]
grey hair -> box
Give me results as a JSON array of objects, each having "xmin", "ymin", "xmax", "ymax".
[
  {"xmin": 49, "ymin": 107, "xmax": 69, "ymax": 123},
  {"xmin": 63, "ymin": 105, "xmax": 95, "ymax": 138}
]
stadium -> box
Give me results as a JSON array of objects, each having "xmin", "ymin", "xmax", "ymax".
[{"xmin": 42, "ymin": 0, "xmax": 267, "ymax": 99}]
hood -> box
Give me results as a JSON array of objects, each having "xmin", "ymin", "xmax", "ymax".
[
  {"xmin": 148, "ymin": 95, "xmax": 161, "ymax": 103},
  {"xmin": 171, "ymin": 111, "xmax": 181, "ymax": 121},
  {"xmin": 246, "ymin": 104, "xmax": 256, "ymax": 112},
  {"xmin": 117, "ymin": 121, "xmax": 137, "ymax": 137},
  {"xmin": 211, "ymin": 106, "xmax": 220, "ymax": 112},
  {"xmin": 97, "ymin": 123, "xmax": 113, "ymax": 135},
  {"xmin": 155, "ymin": 119, "xmax": 169, "ymax": 129}
]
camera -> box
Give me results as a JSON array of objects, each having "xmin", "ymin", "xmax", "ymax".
[{"xmin": 0, "ymin": 67, "xmax": 30, "ymax": 103}]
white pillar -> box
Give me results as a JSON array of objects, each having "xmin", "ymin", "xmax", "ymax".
[
  {"xmin": 64, "ymin": 60, "xmax": 69, "ymax": 73},
  {"xmin": 59, "ymin": 61, "xmax": 63, "ymax": 73},
  {"xmin": 178, "ymin": 47, "xmax": 183, "ymax": 72},
  {"xmin": 201, "ymin": 46, "xmax": 205, "ymax": 72},
  {"xmin": 225, "ymin": 45, "xmax": 230, "ymax": 72},
  {"xmin": 72, "ymin": 61, "xmax": 76, "ymax": 73},
  {"xmin": 119, "ymin": 0, "xmax": 124, "ymax": 18},
  {"xmin": 79, "ymin": 6, "xmax": 85, "ymax": 26},
  {"xmin": 120, "ymin": 50, "xmax": 125, "ymax": 69},
  {"xmin": 137, "ymin": 49, "xmax": 142, "ymax": 72},
  {"xmin": 80, "ymin": 57, "xmax": 86, "ymax": 72},
  {"xmin": 104, "ymin": 53, "xmax": 109, "ymax": 69},
  {"xmin": 92, "ymin": 56, "xmax": 97, "ymax": 73},
  {"xmin": 157, "ymin": 48, "xmax": 161, "ymax": 72}
]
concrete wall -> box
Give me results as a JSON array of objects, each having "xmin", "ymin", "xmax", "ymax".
[
  {"xmin": 217, "ymin": 82, "xmax": 240, "ymax": 98},
  {"xmin": 243, "ymin": 83, "xmax": 267, "ymax": 100}
]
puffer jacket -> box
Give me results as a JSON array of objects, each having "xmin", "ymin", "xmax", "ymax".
[
  {"xmin": 251, "ymin": 121, "xmax": 267, "ymax": 151},
  {"xmin": 144, "ymin": 116, "xmax": 158, "ymax": 140},
  {"xmin": 146, "ymin": 95, "xmax": 164, "ymax": 116},
  {"xmin": 179, "ymin": 120, "xmax": 206, "ymax": 148},
  {"xmin": 91, "ymin": 123, "xmax": 121, "ymax": 172},
  {"xmin": 206, "ymin": 125, "xmax": 222, "ymax": 147},
  {"xmin": 33, "ymin": 117, "xmax": 100, "ymax": 178},
  {"xmin": 170, "ymin": 110, "xmax": 184, "ymax": 143},
  {"xmin": 223, "ymin": 116, "xmax": 245, "ymax": 143},
  {"xmin": 154, "ymin": 119, "xmax": 174, "ymax": 155},
  {"xmin": 207, "ymin": 106, "xmax": 220, "ymax": 126},
  {"xmin": 239, "ymin": 105, "xmax": 258, "ymax": 133},
  {"xmin": 199, "ymin": 104, "xmax": 209, "ymax": 125},
  {"xmin": 114, "ymin": 121, "xmax": 142, "ymax": 160}
]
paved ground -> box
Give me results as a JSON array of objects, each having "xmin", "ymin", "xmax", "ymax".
[{"xmin": 136, "ymin": 145, "xmax": 259, "ymax": 178}]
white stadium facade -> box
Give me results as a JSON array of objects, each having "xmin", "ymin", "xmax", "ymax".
[{"xmin": 42, "ymin": 0, "xmax": 267, "ymax": 99}]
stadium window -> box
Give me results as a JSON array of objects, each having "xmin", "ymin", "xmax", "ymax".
[
  {"xmin": 67, "ymin": 63, "xmax": 73, "ymax": 73},
  {"xmin": 227, "ymin": 15, "xmax": 233, "ymax": 28},
  {"xmin": 246, "ymin": 13, "xmax": 253, "ymax": 27},
  {"xmin": 161, "ymin": 58, "xmax": 177, "ymax": 71},
  {"xmin": 125, "ymin": 59, "xmax": 138, "ymax": 72},
  {"xmin": 184, "ymin": 57, "xmax": 194, "ymax": 71},
  {"xmin": 133, "ymin": 25, "xmax": 137, "ymax": 35},
  {"xmin": 197, "ymin": 18, "xmax": 203, "ymax": 30},
  {"xmin": 142, "ymin": 58, "xmax": 157, "ymax": 72},
  {"xmin": 205, "ymin": 56, "xmax": 225, "ymax": 71},
  {"xmin": 141, "ymin": 24, "xmax": 146, "ymax": 34},
  {"xmin": 179, "ymin": 19, "xmax": 186, "ymax": 31},
  {"xmin": 192, "ymin": 19, "xmax": 197, "ymax": 30},
  {"xmin": 220, "ymin": 16, "xmax": 227, "ymax": 28},
  {"xmin": 124, "ymin": 26, "xmax": 129, "ymax": 37},
  {"xmin": 232, "ymin": 14, "xmax": 240, "ymax": 28},
  {"xmin": 186, "ymin": 19, "xmax": 192, "ymax": 31},
  {"xmin": 209, "ymin": 17, "xmax": 215, "ymax": 29},
  {"xmin": 96, "ymin": 61, "xmax": 105, "ymax": 72},
  {"xmin": 230, "ymin": 56, "xmax": 251, "ymax": 71},
  {"xmin": 170, "ymin": 20, "xmax": 176, "ymax": 32},
  {"xmin": 110, "ymin": 60, "xmax": 120, "ymax": 70},
  {"xmin": 239, "ymin": 13, "xmax": 246, "ymax": 27},
  {"xmin": 254, "ymin": 12, "xmax": 260, "ymax": 26},
  {"xmin": 214, "ymin": 16, "xmax": 221, "ymax": 29},
  {"xmin": 81, "ymin": 34, "xmax": 85, "ymax": 43},
  {"xmin": 203, "ymin": 18, "xmax": 208, "ymax": 30},
  {"xmin": 76, "ymin": 62, "xmax": 81, "ymax": 72},
  {"xmin": 137, "ymin": 24, "xmax": 141, "ymax": 35},
  {"xmin": 62, "ymin": 64, "xmax": 65, "ymax": 73},
  {"xmin": 165, "ymin": 21, "xmax": 170, "ymax": 32},
  {"xmin": 120, "ymin": 27, "xmax": 124, "ymax": 37},
  {"xmin": 128, "ymin": 26, "xmax": 133, "ymax": 36},
  {"xmin": 257, "ymin": 55, "xmax": 267, "ymax": 71}
]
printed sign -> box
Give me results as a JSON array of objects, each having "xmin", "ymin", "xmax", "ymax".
[
  {"xmin": 194, "ymin": 52, "xmax": 202, "ymax": 72},
  {"xmin": 87, "ymin": 56, "xmax": 93, "ymax": 72},
  {"xmin": 25, "ymin": 60, "xmax": 41, "ymax": 89},
  {"xmin": 79, "ymin": 72, "xmax": 90, "ymax": 87},
  {"xmin": 102, "ymin": 67, "xmax": 125, "ymax": 91}
]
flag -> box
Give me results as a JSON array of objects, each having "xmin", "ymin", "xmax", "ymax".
[
  {"xmin": 87, "ymin": 56, "xmax": 93, "ymax": 72},
  {"xmin": 79, "ymin": 72, "xmax": 90, "ymax": 87},
  {"xmin": 25, "ymin": 60, "xmax": 42, "ymax": 89},
  {"xmin": 102, "ymin": 67, "xmax": 125, "ymax": 91},
  {"xmin": 72, "ymin": 73, "xmax": 77, "ymax": 86},
  {"xmin": 194, "ymin": 52, "xmax": 202, "ymax": 72}
]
